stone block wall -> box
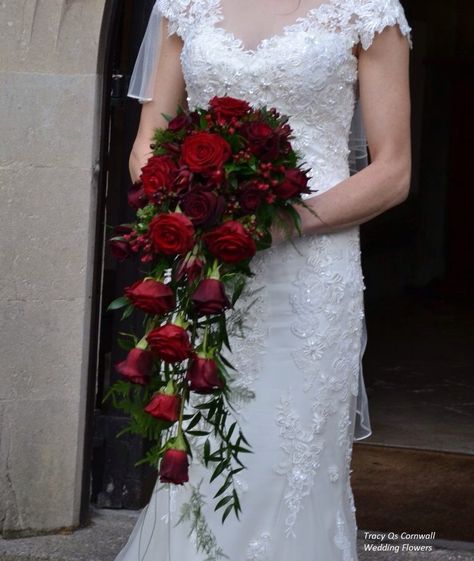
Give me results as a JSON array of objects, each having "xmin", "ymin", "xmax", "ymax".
[{"xmin": 0, "ymin": 0, "xmax": 106, "ymax": 535}]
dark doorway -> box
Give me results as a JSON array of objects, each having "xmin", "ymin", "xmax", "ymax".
[
  {"xmin": 85, "ymin": 0, "xmax": 159, "ymax": 514},
  {"xmin": 353, "ymin": 0, "xmax": 474, "ymax": 541}
]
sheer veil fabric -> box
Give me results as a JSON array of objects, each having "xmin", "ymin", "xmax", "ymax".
[{"xmin": 127, "ymin": 0, "xmax": 373, "ymax": 442}]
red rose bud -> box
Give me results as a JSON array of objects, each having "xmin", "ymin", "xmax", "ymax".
[
  {"xmin": 127, "ymin": 181, "xmax": 147, "ymax": 209},
  {"xmin": 181, "ymin": 132, "xmax": 231, "ymax": 174},
  {"xmin": 191, "ymin": 278, "xmax": 231, "ymax": 316},
  {"xmin": 124, "ymin": 278, "xmax": 176, "ymax": 315},
  {"xmin": 145, "ymin": 391, "xmax": 181, "ymax": 422},
  {"xmin": 159, "ymin": 448, "xmax": 189, "ymax": 484},
  {"xmin": 114, "ymin": 347, "xmax": 153, "ymax": 385},
  {"xmin": 140, "ymin": 155, "xmax": 177, "ymax": 199},
  {"xmin": 148, "ymin": 212, "xmax": 196, "ymax": 256},
  {"xmin": 176, "ymin": 254, "xmax": 204, "ymax": 284},
  {"xmin": 274, "ymin": 168, "xmax": 311, "ymax": 200},
  {"xmin": 202, "ymin": 220, "xmax": 257, "ymax": 264},
  {"xmin": 186, "ymin": 356, "xmax": 224, "ymax": 394},
  {"xmin": 146, "ymin": 323, "xmax": 193, "ymax": 363}
]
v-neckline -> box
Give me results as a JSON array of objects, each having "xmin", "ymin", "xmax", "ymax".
[{"xmin": 212, "ymin": 0, "xmax": 339, "ymax": 56}]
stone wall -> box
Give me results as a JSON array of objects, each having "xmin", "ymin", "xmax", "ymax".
[{"xmin": 0, "ymin": 0, "xmax": 106, "ymax": 536}]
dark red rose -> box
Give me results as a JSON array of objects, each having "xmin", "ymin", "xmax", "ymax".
[
  {"xmin": 202, "ymin": 220, "xmax": 257, "ymax": 264},
  {"xmin": 114, "ymin": 347, "xmax": 153, "ymax": 385},
  {"xmin": 109, "ymin": 225, "xmax": 133, "ymax": 261},
  {"xmin": 238, "ymin": 180, "xmax": 266, "ymax": 213},
  {"xmin": 145, "ymin": 391, "xmax": 181, "ymax": 422},
  {"xmin": 159, "ymin": 448, "xmax": 189, "ymax": 484},
  {"xmin": 274, "ymin": 168, "xmax": 310, "ymax": 200},
  {"xmin": 209, "ymin": 96, "xmax": 251, "ymax": 121},
  {"xmin": 180, "ymin": 190, "xmax": 225, "ymax": 228},
  {"xmin": 172, "ymin": 168, "xmax": 193, "ymax": 195},
  {"xmin": 241, "ymin": 121, "xmax": 292, "ymax": 161},
  {"xmin": 128, "ymin": 181, "xmax": 147, "ymax": 209},
  {"xmin": 175, "ymin": 255, "xmax": 204, "ymax": 284},
  {"xmin": 124, "ymin": 278, "xmax": 176, "ymax": 315},
  {"xmin": 181, "ymin": 132, "xmax": 231, "ymax": 174},
  {"xmin": 146, "ymin": 323, "xmax": 193, "ymax": 363},
  {"xmin": 148, "ymin": 212, "xmax": 195, "ymax": 256},
  {"xmin": 168, "ymin": 113, "xmax": 192, "ymax": 133},
  {"xmin": 140, "ymin": 155, "xmax": 177, "ymax": 199},
  {"xmin": 241, "ymin": 121, "xmax": 275, "ymax": 154},
  {"xmin": 191, "ymin": 278, "xmax": 231, "ymax": 316},
  {"xmin": 186, "ymin": 356, "xmax": 224, "ymax": 394}
]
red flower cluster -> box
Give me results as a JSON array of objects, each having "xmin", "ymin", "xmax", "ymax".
[{"xmin": 106, "ymin": 95, "xmax": 314, "ymax": 494}]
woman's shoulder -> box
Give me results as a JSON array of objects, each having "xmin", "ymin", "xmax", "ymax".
[
  {"xmin": 345, "ymin": 0, "xmax": 413, "ymax": 50},
  {"xmin": 157, "ymin": 0, "xmax": 217, "ymax": 39}
]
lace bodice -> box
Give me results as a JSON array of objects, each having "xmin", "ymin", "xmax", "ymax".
[{"xmin": 157, "ymin": 0, "xmax": 412, "ymax": 195}]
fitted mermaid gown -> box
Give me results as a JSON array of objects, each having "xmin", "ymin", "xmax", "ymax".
[{"xmin": 114, "ymin": 1, "xmax": 413, "ymax": 560}]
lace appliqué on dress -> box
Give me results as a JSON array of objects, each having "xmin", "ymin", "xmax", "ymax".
[
  {"xmin": 271, "ymin": 231, "xmax": 364, "ymax": 538},
  {"xmin": 273, "ymin": 386, "xmax": 325, "ymax": 538},
  {"xmin": 246, "ymin": 531, "xmax": 272, "ymax": 561}
]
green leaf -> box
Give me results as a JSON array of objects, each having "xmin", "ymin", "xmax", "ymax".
[
  {"xmin": 121, "ymin": 302, "xmax": 135, "ymax": 321},
  {"xmin": 106, "ymin": 295, "xmax": 129, "ymax": 312},
  {"xmin": 213, "ymin": 474, "xmax": 233, "ymax": 499},
  {"xmin": 214, "ymin": 494, "xmax": 233, "ymax": 511},
  {"xmin": 221, "ymin": 503, "xmax": 234, "ymax": 524},
  {"xmin": 210, "ymin": 461, "xmax": 228, "ymax": 483}
]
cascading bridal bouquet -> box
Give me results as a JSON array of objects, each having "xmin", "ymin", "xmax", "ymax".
[{"xmin": 104, "ymin": 95, "xmax": 319, "ymax": 524}]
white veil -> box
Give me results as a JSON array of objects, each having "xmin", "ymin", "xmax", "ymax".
[{"xmin": 126, "ymin": 1, "xmax": 372, "ymax": 442}]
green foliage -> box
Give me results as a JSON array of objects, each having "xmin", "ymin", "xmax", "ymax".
[{"xmin": 176, "ymin": 480, "xmax": 230, "ymax": 561}]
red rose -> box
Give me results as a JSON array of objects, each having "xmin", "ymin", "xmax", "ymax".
[
  {"xmin": 274, "ymin": 168, "xmax": 310, "ymax": 200},
  {"xmin": 159, "ymin": 448, "xmax": 189, "ymax": 484},
  {"xmin": 241, "ymin": 121, "xmax": 292, "ymax": 161},
  {"xmin": 114, "ymin": 347, "xmax": 153, "ymax": 385},
  {"xmin": 191, "ymin": 278, "xmax": 231, "ymax": 316},
  {"xmin": 202, "ymin": 220, "xmax": 257, "ymax": 264},
  {"xmin": 109, "ymin": 225, "xmax": 133, "ymax": 261},
  {"xmin": 238, "ymin": 180, "xmax": 266, "ymax": 213},
  {"xmin": 186, "ymin": 356, "xmax": 224, "ymax": 394},
  {"xmin": 209, "ymin": 96, "xmax": 251, "ymax": 121},
  {"xmin": 145, "ymin": 392, "xmax": 181, "ymax": 422},
  {"xmin": 128, "ymin": 181, "xmax": 147, "ymax": 210},
  {"xmin": 140, "ymin": 155, "xmax": 177, "ymax": 199},
  {"xmin": 148, "ymin": 212, "xmax": 195, "ymax": 256},
  {"xmin": 168, "ymin": 113, "xmax": 192, "ymax": 133},
  {"xmin": 172, "ymin": 168, "xmax": 193, "ymax": 195},
  {"xmin": 124, "ymin": 278, "xmax": 176, "ymax": 315},
  {"xmin": 181, "ymin": 132, "xmax": 231, "ymax": 174},
  {"xmin": 180, "ymin": 189, "xmax": 225, "ymax": 228},
  {"xmin": 175, "ymin": 255, "xmax": 204, "ymax": 285},
  {"xmin": 146, "ymin": 323, "xmax": 193, "ymax": 363}
]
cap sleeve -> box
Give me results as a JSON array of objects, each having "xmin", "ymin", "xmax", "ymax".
[
  {"xmin": 356, "ymin": 0, "xmax": 413, "ymax": 50},
  {"xmin": 156, "ymin": 0, "xmax": 190, "ymax": 39},
  {"xmin": 157, "ymin": 0, "xmax": 213, "ymax": 40}
]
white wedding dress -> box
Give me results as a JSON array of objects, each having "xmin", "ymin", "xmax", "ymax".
[{"xmin": 115, "ymin": 1, "xmax": 412, "ymax": 560}]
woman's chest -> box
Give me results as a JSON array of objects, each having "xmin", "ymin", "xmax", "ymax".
[{"xmin": 181, "ymin": 24, "xmax": 359, "ymax": 112}]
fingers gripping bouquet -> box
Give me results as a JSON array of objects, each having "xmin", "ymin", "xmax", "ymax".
[{"xmin": 105, "ymin": 96, "xmax": 319, "ymax": 523}]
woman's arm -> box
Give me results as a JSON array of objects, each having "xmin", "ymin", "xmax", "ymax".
[
  {"xmin": 129, "ymin": 17, "xmax": 187, "ymax": 183},
  {"xmin": 272, "ymin": 24, "xmax": 412, "ymax": 242}
]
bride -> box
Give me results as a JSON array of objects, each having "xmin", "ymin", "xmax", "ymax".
[{"xmin": 116, "ymin": 0, "xmax": 412, "ymax": 559}]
